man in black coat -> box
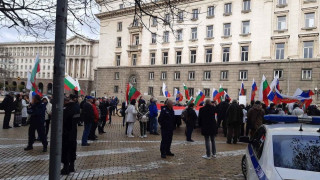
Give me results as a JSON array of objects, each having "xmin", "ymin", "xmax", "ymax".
[
  {"xmin": 2, "ymin": 92, "xmax": 14, "ymax": 129},
  {"xmin": 217, "ymin": 99, "xmax": 230, "ymax": 137},
  {"xmin": 24, "ymin": 95, "xmax": 48, "ymax": 152},
  {"xmin": 98, "ymin": 98, "xmax": 108, "ymax": 134},
  {"xmin": 61, "ymin": 95, "xmax": 79, "ymax": 175},
  {"xmin": 81, "ymin": 96, "xmax": 94, "ymax": 146},
  {"xmin": 198, "ymin": 99, "xmax": 217, "ymax": 159},
  {"xmin": 226, "ymin": 100, "xmax": 243, "ymax": 144},
  {"xmin": 185, "ymin": 103, "xmax": 197, "ymax": 142},
  {"xmin": 158, "ymin": 99, "xmax": 175, "ymax": 158}
]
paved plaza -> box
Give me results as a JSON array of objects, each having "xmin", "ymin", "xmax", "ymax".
[{"xmin": 0, "ymin": 114, "xmax": 246, "ymax": 180}]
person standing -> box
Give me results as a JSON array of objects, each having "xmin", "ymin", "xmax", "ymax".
[
  {"xmin": 21, "ymin": 95, "xmax": 30, "ymax": 126},
  {"xmin": 42, "ymin": 96, "xmax": 52, "ymax": 136},
  {"xmin": 158, "ymin": 100, "xmax": 175, "ymax": 158},
  {"xmin": 138, "ymin": 102, "xmax": 149, "ymax": 138},
  {"xmin": 226, "ymin": 100, "xmax": 243, "ymax": 144},
  {"xmin": 81, "ymin": 96, "xmax": 94, "ymax": 146},
  {"xmin": 89, "ymin": 99, "xmax": 99, "ymax": 141},
  {"xmin": 13, "ymin": 94, "xmax": 23, "ymax": 127},
  {"xmin": 185, "ymin": 103, "xmax": 197, "ymax": 142},
  {"xmin": 240, "ymin": 104, "xmax": 247, "ymax": 137},
  {"xmin": 148, "ymin": 98, "xmax": 159, "ymax": 135},
  {"xmin": 217, "ymin": 99, "xmax": 230, "ymax": 137},
  {"xmin": 247, "ymin": 101, "xmax": 265, "ymax": 137},
  {"xmin": 98, "ymin": 98, "xmax": 108, "ymax": 134},
  {"xmin": 198, "ymin": 100, "xmax": 217, "ymax": 159},
  {"xmin": 125, "ymin": 99, "xmax": 137, "ymax": 137},
  {"xmin": 61, "ymin": 96, "xmax": 79, "ymax": 175},
  {"xmin": 2, "ymin": 92, "xmax": 14, "ymax": 129},
  {"xmin": 121, "ymin": 101, "xmax": 126, "ymax": 127},
  {"xmin": 24, "ymin": 95, "xmax": 48, "ymax": 152},
  {"xmin": 108, "ymin": 98, "xmax": 113, "ymax": 124}
]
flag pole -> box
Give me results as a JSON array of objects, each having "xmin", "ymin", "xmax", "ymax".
[{"xmin": 49, "ymin": 0, "xmax": 68, "ymax": 179}]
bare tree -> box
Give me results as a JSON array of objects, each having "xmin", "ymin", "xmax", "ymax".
[{"xmin": 0, "ymin": 47, "xmax": 17, "ymax": 91}]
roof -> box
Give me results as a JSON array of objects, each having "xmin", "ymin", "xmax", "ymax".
[{"xmin": 264, "ymin": 123, "xmax": 320, "ymax": 135}]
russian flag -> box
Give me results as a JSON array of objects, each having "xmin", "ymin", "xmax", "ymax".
[
  {"xmin": 251, "ymin": 79, "xmax": 258, "ymax": 101},
  {"xmin": 162, "ymin": 82, "xmax": 171, "ymax": 97},
  {"xmin": 239, "ymin": 81, "xmax": 245, "ymax": 96},
  {"xmin": 174, "ymin": 88, "xmax": 183, "ymax": 102},
  {"xmin": 212, "ymin": 88, "xmax": 218, "ymax": 101},
  {"xmin": 224, "ymin": 91, "xmax": 231, "ymax": 101},
  {"xmin": 276, "ymin": 79, "xmax": 280, "ymax": 90}
]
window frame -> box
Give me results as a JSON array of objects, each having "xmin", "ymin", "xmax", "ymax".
[
  {"xmin": 275, "ymin": 43, "xmax": 285, "ymax": 60},
  {"xmin": 149, "ymin": 72, "xmax": 155, "ymax": 80},
  {"xmin": 223, "ymin": 23, "xmax": 231, "ymax": 36},
  {"xmin": 222, "ymin": 47, "xmax": 230, "ymax": 62},
  {"xmin": 190, "ymin": 50, "xmax": 197, "ymax": 63},
  {"xmin": 204, "ymin": 71, "xmax": 211, "ymax": 80},
  {"xmin": 174, "ymin": 71, "xmax": 181, "ymax": 80},
  {"xmin": 303, "ymin": 41, "xmax": 314, "ymax": 59},
  {"xmin": 274, "ymin": 69, "xmax": 284, "ymax": 79},
  {"xmin": 205, "ymin": 48, "xmax": 212, "ymax": 63},
  {"xmin": 301, "ymin": 69, "xmax": 312, "ymax": 80},
  {"xmin": 161, "ymin": 71, "xmax": 167, "ymax": 80},
  {"xmin": 188, "ymin": 71, "xmax": 195, "ymax": 80},
  {"xmin": 220, "ymin": 70, "xmax": 229, "ymax": 80},
  {"xmin": 241, "ymin": 46, "xmax": 249, "ymax": 61},
  {"xmin": 150, "ymin": 53, "xmax": 156, "ymax": 65},
  {"xmin": 176, "ymin": 51, "xmax": 182, "ymax": 64},
  {"xmin": 207, "ymin": 25, "xmax": 214, "ymax": 38},
  {"xmin": 239, "ymin": 70, "xmax": 248, "ymax": 80},
  {"xmin": 207, "ymin": 6, "xmax": 214, "ymax": 17},
  {"xmin": 191, "ymin": 27, "xmax": 198, "ymax": 40},
  {"xmin": 162, "ymin": 52, "xmax": 168, "ymax": 64}
]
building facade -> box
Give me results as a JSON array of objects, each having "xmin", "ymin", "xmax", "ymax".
[
  {"xmin": 95, "ymin": 0, "xmax": 320, "ymax": 104},
  {"xmin": 0, "ymin": 36, "xmax": 99, "ymax": 94}
]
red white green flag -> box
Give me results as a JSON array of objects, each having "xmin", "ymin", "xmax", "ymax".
[
  {"xmin": 183, "ymin": 83, "xmax": 190, "ymax": 100},
  {"xmin": 27, "ymin": 54, "xmax": 42, "ymax": 96},
  {"xmin": 258, "ymin": 75, "xmax": 271, "ymax": 106},
  {"xmin": 64, "ymin": 74, "xmax": 78, "ymax": 91},
  {"xmin": 75, "ymin": 79, "xmax": 85, "ymax": 95},
  {"xmin": 126, "ymin": 84, "xmax": 141, "ymax": 103}
]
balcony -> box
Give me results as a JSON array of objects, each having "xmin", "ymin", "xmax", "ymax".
[{"xmin": 127, "ymin": 44, "xmax": 142, "ymax": 52}]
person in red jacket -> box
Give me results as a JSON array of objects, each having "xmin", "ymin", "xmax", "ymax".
[{"xmin": 89, "ymin": 99, "xmax": 99, "ymax": 141}]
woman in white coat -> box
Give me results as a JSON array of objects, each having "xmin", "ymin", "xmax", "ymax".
[
  {"xmin": 21, "ymin": 95, "xmax": 30, "ymax": 126},
  {"xmin": 125, "ymin": 99, "xmax": 137, "ymax": 138}
]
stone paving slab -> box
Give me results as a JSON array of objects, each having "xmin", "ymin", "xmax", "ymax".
[{"xmin": 0, "ymin": 114, "xmax": 245, "ymax": 180}]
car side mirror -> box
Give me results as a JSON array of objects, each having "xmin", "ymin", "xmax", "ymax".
[{"xmin": 239, "ymin": 136, "xmax": 250, "ymax": 143}]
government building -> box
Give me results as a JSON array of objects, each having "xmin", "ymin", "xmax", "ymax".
[
  {"xmin": 0, "ymin": 36, "xmax": 99, "ymax": 95},
  {"xmin": 95, "ymin": 0, "xmax": 320, "ymax": 104}
]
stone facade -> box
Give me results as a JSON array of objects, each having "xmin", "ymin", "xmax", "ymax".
[
  {"xmin": 95, "ymin": 0, "xmax": 320, "ymax": 104},
  {"xmin": 0, "ymin": 36, "xmax": 99, "ymax": 95}
]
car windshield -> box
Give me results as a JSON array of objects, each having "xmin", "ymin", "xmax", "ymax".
[{"xmin": 273, "ymin": 135, "xmax": 320, "ymax": 172}]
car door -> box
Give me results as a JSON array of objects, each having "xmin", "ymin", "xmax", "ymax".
[{"xmin": 247, "ymin": 127, "xmax": 268, "ymax": 180}]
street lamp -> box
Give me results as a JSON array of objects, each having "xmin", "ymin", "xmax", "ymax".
[{"xmin": 315, "ymin": 87, "xmax": 319, "ymax": 100}]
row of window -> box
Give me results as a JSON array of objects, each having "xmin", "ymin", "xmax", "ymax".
[
  {"xmin": 9, "ymin": 72, "xmax": 52, "ymax": 79},
  {"xmin": 276, "ymin": 12, "xmax": 316, "ymax": 31},
  {"xmin": 114, "ymin": 69, "xmax": 313, "ymax": 82},
  {"xmin": 17, "ymin": 65, "xmax": 51, "ymax": 71},
  {"xmin": 0, "ymin": 58, "xmax": 52, "ymax": 64}
]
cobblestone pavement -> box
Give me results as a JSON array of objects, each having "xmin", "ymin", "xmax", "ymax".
[{"xmin": 0, "ymin": 114, "xmax": 246, "ymax": 180}]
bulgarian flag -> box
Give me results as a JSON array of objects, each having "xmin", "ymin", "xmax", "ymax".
[
  {"xmin": 127, "ymin": 83, "xmax": 141, "ymax": 103},
  {"xmin": 194, "ymin": 90, "xmax": 205, "ymax": 107},
  {"xmin": 183, "ymin": 83, "xmax": 190, "ymax": 100},
  {"xmin": 75, "ymin": 79, "xmax": 85, "ymax": 95},
  {"xmin": 27, "ymin": 54, "xmax": 42, "ymax": 96},
  {"xmin": 64, "ymin": 74, "xmax": 78, "ymax": 91},
  {"xmin": 214, "ymin": 85, "xmax": 225, "ymax": 103},
  {"xmin": 187, "ymin": 96, "xmax": 194, "ymax": 105},
  {"xmin": 258, "ymin": 75, "xmax": 271, "ymax": 106}
]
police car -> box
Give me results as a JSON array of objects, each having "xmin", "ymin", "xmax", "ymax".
[{"xmin": 240, "ymin": 115, "xmax": 320, "ymax": 180}]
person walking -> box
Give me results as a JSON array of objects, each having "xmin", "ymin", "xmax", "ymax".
[
  {"xmin": 158, "ymin": 100, "xmax": 175, "ymax": 159},
  {"xmin": 217, "ymin": 99, "xmax": 230, "ymax": 137},
  {"xmin": 247, "ymin": 101, "xmax": 265, "ymax": 137},
  {"xmin": 148, "ymin": 98, "xmax": 159, "ymax": 135},
  {"xmin": 1, "ymin": 92, "xmax": 14, "ymax": 129},
  {"xmin": 42, "ymin": 96, "xmax": 52, "ymax": 136},
  {"xmin": 13, "ymin": 94, "xmax": 23, "ymax": 127},
  {"xmin": 226, "ymin": 100, "xmax": 243, "ymax": 144},
  {"xmin": 98, "ymin": 98, "xmax": 108, "ymax": 134},
  {"xmin": 198, "ymin": 100, "xmax": 217, "ymax": 159},
  {"xmin": 21, "ymin": 95, "xmax": 30, "ymax": 126},
  {"xmin": 125, "ymin": 99, "xmax": 137, "ymax": 137},
  {"xmin": 185, "ymin": 103, "xmax": 197, "ymax": 142},
  {"xmin": 61, "ymin": 95, "xmax": 79, "ymax": 175},
  {"xmin": 24, "ymin": 95, "xmax": 48, "ymax": 152},
  {"xmin": 138, "ymin": 102, "xmax": 149, "ymax": 138},
  {"xmin": 81, "ymin": 96, "xmax": 94, "ymax": 146}
]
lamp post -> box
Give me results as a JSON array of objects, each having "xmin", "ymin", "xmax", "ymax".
[{"xmin": 315, "ymin": 87, "xmax": 319, "ymax": 101}]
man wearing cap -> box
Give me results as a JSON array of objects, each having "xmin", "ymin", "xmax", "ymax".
[{"xmin": 81, "ymin": 96, "xmax": 94, "ymax": 146}]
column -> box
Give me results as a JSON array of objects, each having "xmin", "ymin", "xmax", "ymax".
[
  {"xmin": 80, "ymin": 45, "xmax": 82, "ymax": 56},
  {"xmin": 87, "ymin": 60, "xmax": 91, "ymax": 79},
  {"xmin": 65, "ymin": 59, "xmax": 69, "ymax": 74},
  {"xmin": 72, "ymin": 59, "xmax": 75, "ymax": 77},
  {"xmin": 88, "ymin": 45, "xmax": 91, "ymax": 56},
  {"xmin": 84, "ymin": 59, "xmax": 88, "ymax": 78},
  {"xmin": 78, "ymin": 59, "xmax": 81, "ymax": 78},
  {"xmin": 73, "ymin": 45, "xmax": 76, "ymax": 55}
]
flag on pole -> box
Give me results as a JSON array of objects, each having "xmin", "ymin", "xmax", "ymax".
[
  {"xmin": 162, "ymin": 82, "xmax": 171, "ymax": 97},
  {"xmin": 212, "ymin": 88, "xmax": 218, "ymax": 101},
  {"xmin": 174, "ymin": 88, "xmax": 183, "ymax": 102},
  {"xmin": 128, "ymin": 84, "xmax": 141, "ymax": 102},
  {"xmin": 214, "ymin": 85, "xmax": 225, "ymax": 103},
  {"xmin": 27, "ymin": 54, "xmax": 42, "ymax": 96},
  {"xmin": 224, "ymin": 91, "xmax": 231, "ymax": 101},
  {"xmin": 75, "ymin": 79, "xmax": 85, "ymax": 95},
  {"xmin": 258, "ymin": 75, "xmax": 271, "ymax": 106},
  {"xmin": 239, "ymin": 81, "xmax": 245, "ymax": 96},
  {"xmin": 250, "ymin": 78, "xmax": 258, "ymax": 101},
  {"xmin": 64, "ymin": 74, "xmax": 78, "ymax": 91},
  {"xmin": 194, "ymin": 90, "xmax": 205, "ymax": 107},
  {"xmin": 183, "ymin": 83, "xmax": 190, "ymax": 100},
  {"xmin": 187, "ymin": 96, "xmax": 194, "ymax": 105}
]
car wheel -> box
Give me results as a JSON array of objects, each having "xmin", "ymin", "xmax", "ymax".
[{"xmin": 241, "ymin": 155, "xmax": 247, "ymax": 180}]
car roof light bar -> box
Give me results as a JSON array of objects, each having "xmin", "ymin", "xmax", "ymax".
[{"xmin": 264, "ymin": 115, "xmax": 320, "ymax": 124}]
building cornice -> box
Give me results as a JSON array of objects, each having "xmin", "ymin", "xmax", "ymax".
[
  {"xmin": 97, "ymin": 58, "xmax": 320, "ymax": 70},
  {"xmin": 95, "ymin": 0, "xmax": 204, "ymax": 20}
]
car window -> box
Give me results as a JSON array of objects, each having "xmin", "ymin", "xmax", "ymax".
[
  {"xmin": 273, "ymin": 135, "xmax": 320, "ymax": 172},
  {"xmin": 251, "ymin": 127, "xmax": 266, "ymax": 159}
]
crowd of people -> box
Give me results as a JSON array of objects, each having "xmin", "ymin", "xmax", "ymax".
[{"xmin": 1, "ymin": 92, "xmax": 320, "ymax": 173}]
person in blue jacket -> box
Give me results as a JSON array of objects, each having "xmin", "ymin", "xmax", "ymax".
[
  {"xmin": 158, "ymin": 99, "xmax": 175, "ymax": 158},
  {"xmin": 24, "ymin": 95, "xmax": 48, "ymax": 152},
  {"xmin": 148, "ymin": 98, "xmax": 159, "ymax": 135}
]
